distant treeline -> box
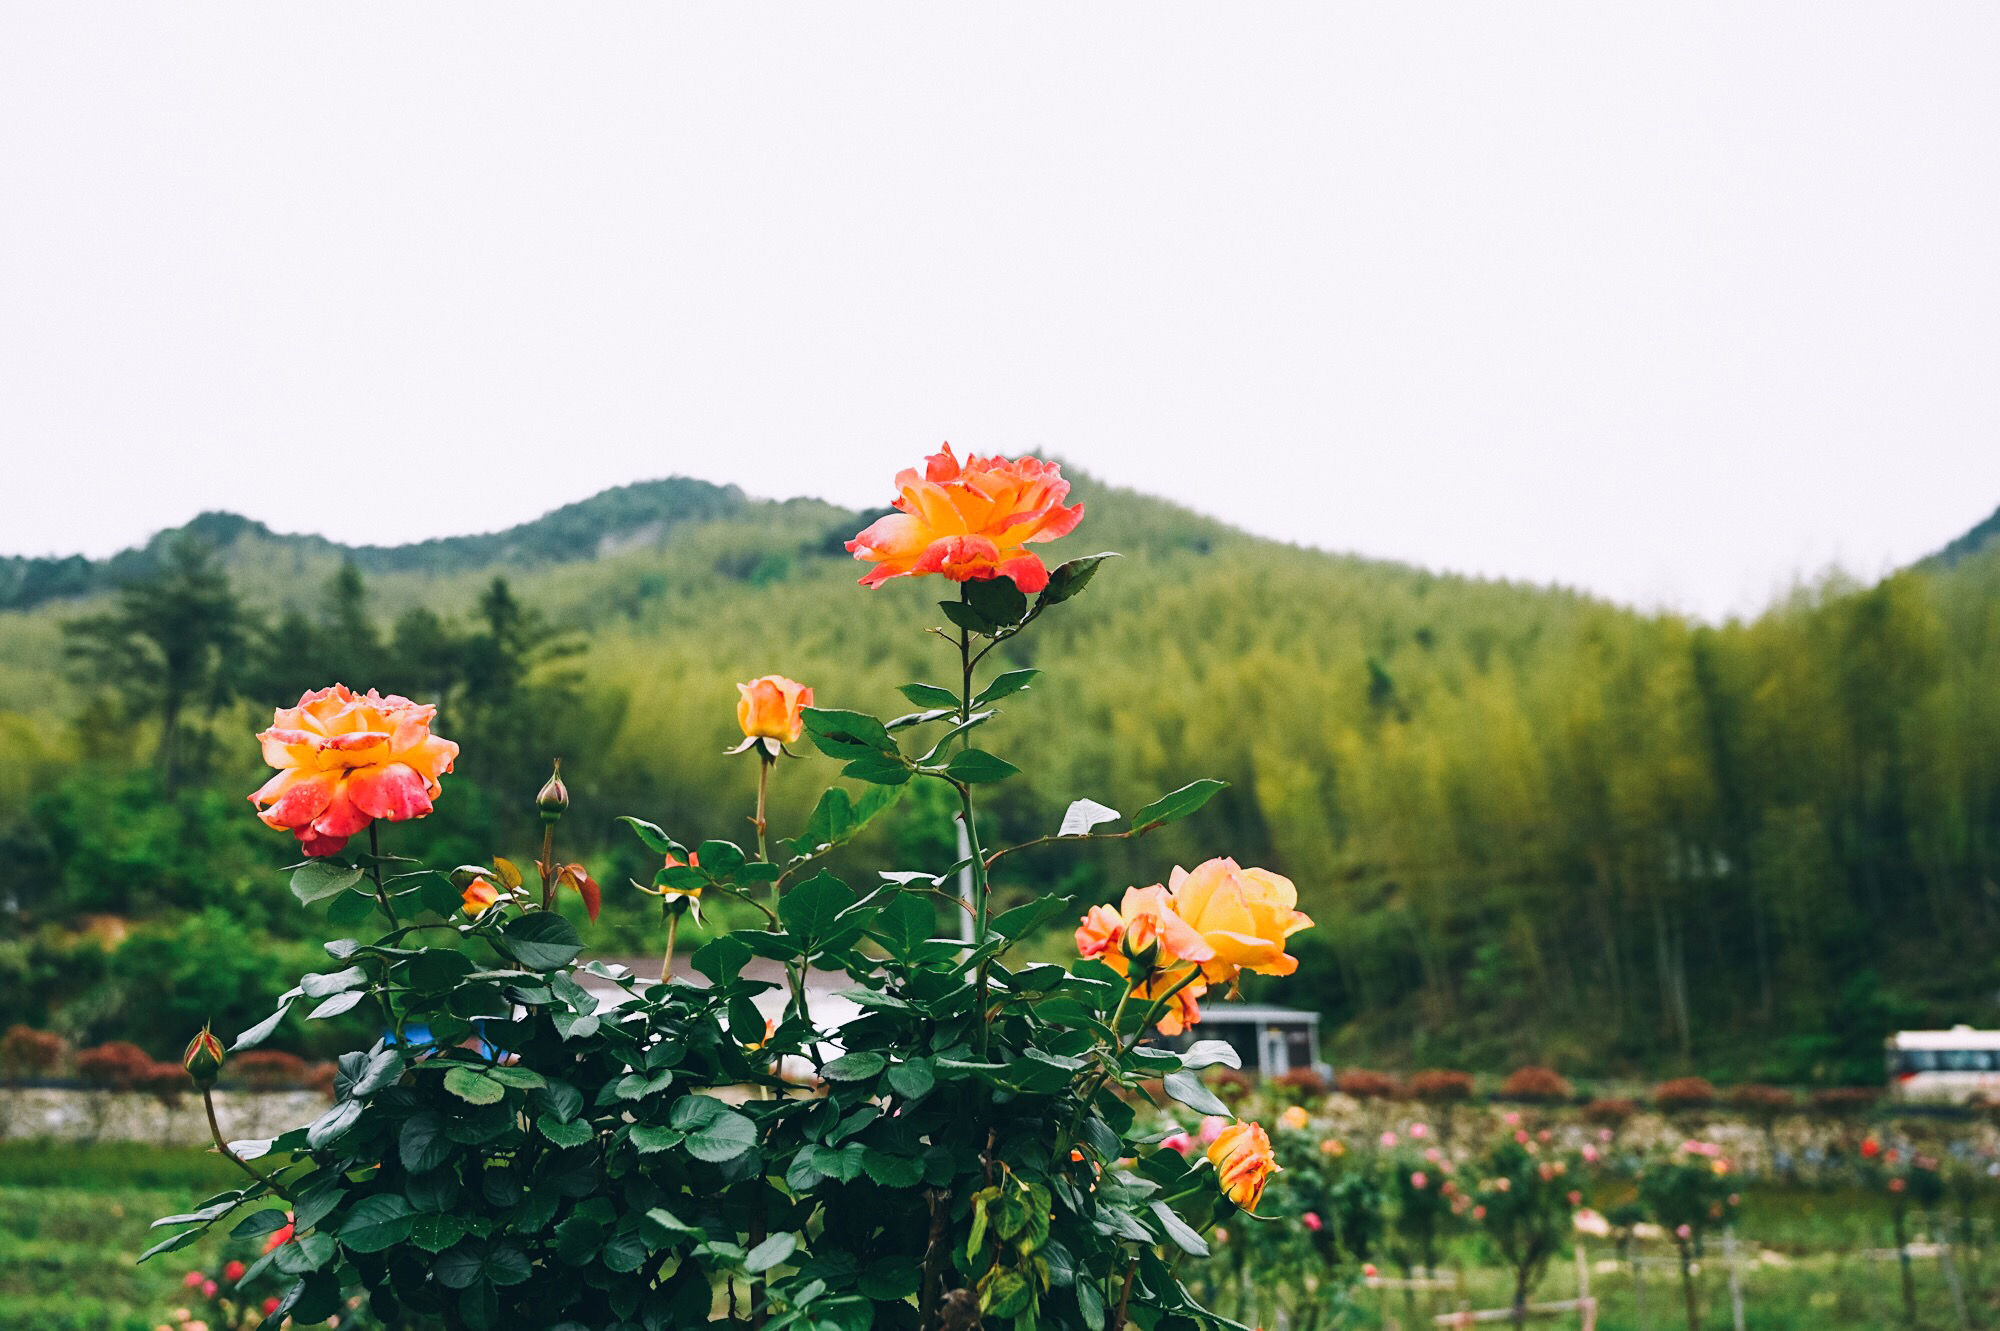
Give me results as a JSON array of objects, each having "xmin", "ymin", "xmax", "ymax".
[{"xmin": 2, "ymin": 479, "xmax": 1999, "ymax": 1084}]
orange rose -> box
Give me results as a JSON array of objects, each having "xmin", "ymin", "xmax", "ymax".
[
  {"xmin": 736, "ymin": 675, "xmax": 812, "ymax": 748},
  {"xmin": 1167, "ymin": 858, "xmax": 1314, "ymax": 988},
  {"xmin": 461, "ymin": 878, "xmax": 501, "ymax": 916},
  {"xmin": 845, "ymin": 444, "xmax": 1084, "ymax": 593},
  {"xmin": 1087, "ymin": 886, "xmax": 1214, "ymax": 1035},
  {"xmin": 1208, "ymin": 1120, "xmax": 1280, "ymax": 1212},
  {"xmin": 249, "ymin": 685, "xmax": 459, "ymax": 857}
]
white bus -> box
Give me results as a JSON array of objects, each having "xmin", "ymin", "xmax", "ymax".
[{"xmin": 1886, "ymin": 1026, "xmax": 2000, "ymax": 1102}]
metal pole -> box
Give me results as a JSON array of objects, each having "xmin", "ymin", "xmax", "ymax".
[
  {"xmin": 956, "ymin": 820, "xmax": 976, "ymax": 945},
  {"xmin": 1723, "ymin": 1227, "xmax": 1746, "ymax": 1331}
]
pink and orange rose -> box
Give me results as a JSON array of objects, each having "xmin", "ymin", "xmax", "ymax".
[
  {"xmin": 1166, "ymin": 857, "xmax": 1314, "ymax": 987},
  {"xmin": 249, "ymin": 685, "xmax": 458, "ymax": 857},
  {"xmin": 846, "ymin": 445, "xmax": 1084, "ymax": 593},
  {"xmin": 1208, "ymin": 1120, "xmax": 1279, "ymax": 1212}
]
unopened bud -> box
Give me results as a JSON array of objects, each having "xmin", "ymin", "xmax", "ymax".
[
  {"xmin": 183, "ymin": 1026, "xmax": 226, "ymax": 1090},
  {"xmin": 536, "ymin": 761, "xmax": 569, "ymax": 822},
  {"xmin": 1120, "ymin": 916, "xmax": 1162, "ymax": 975}
]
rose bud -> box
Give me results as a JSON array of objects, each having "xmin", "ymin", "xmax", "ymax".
[
  {"xmin": 535, "ymin": 761, "xmax": 569, "ymax": 822},
  {"xmin": 182, "ymin": 1027, "xmax": 226, "ymax": 1090}
]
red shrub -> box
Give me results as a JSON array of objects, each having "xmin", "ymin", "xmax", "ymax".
[
  {"xmin": 0, "ymin": 1025, "xmax": 66, "ymax": 1079},
  {"xmin": 1336, "ymin": 1068, "xmax": 1401, "ymax": 1100},
  {"xmin": 1499, "ymin": 1065, "xmax": 1573, "ymax": 1104},
  {"xmin": 1729, "ymin": 1084, "xmax": 1796, "ymax": 1120},
  {"xmin": 306, "ymin": 1062, "xmax": 339, "ymax": 1100},
  {"xmin": 1407, "ymin": 1068, "xmax": 1475, "ymax": 1105},
  {"xmin": 74, "ymin": 1041, "xmax": 154, "ymax": 1092},
  {"xmin": 1583, "ymin": 1097, "xmax": 1637, "ymax": 1127},
  {"xmin": 230, "ymin": 1050, "xmax": 311, "ymax": 1091},
  {"xmin": 1652, "ymin": 1077, "xmax": 1717, "ymax": 1112},
  {"xmin": 1210, "ymin": 1067, "xmax": 1255, "ymax": 1100},
  {"xmin": 1809, "ymin": 1086, "xmax": 1881, "ymax": 1117},
  {"xmin": 1272, "ymin": 1067, "xmax": 1329, "ymax": 1096},
  {"xmin": 136, "ymin": 1059, "xmax": 189, "ymax": 1106}
]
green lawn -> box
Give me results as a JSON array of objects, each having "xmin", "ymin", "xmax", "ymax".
[
  {"xmin": 0, "ymin": 1143, "xmax": 243, "ymax": 1331},
  {"xmin": 5, "ymin": 1146, "xmax": 1994, "ymax": 1331}
]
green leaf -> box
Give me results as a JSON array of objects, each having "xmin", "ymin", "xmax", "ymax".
[
  {"xmin": 1130, "ymin": 779, "xmax": 1227, "ymax": 831},
  {"xmin": 483, "ymin": 1065, "xmax": 545, "ymax": 1090},
  {"xmin": 800, "ymin": 707, "xmax": 896, "ymax": 758},
  {"xmin": 1162, "ymin": 1068, "xmax": 1232, "ymax": 1116},
  {"xmin": 400, "ymin": 1112, "xmax": 453, "ymax": 1173},
  {"xmin": 885, "ymin": 1059, "xmax": 935, "ymax": 1100},
  {"xmin": 990, "ymin": 894, "xmax": 1076, "ymax": 941},
  {"xmin": 305, "ymin": 1098, "xmax": 362, "ymax": 1148},
  {"xmin": 339, "ymin": 1195, "xmax": 414, "ymax": 1253},
  {"xmin": 692, "ymin": 935, "xmax": 753, "ymax": 985},
  {"xmin": 670, "ymin": 1096, "xmax": 759, "ymax": 1164},
  {"xmin": 231, "ymin": 999, "xmax": 295, "ymax": 1052},
  {"xmin": 964, "ymin": 577, "xmax": 1028, "ymax": 627},
  {"xmin": 136, "ymin": 1227, "xmax": 205, "ymax": 1263},
  {"xmin": 537, "ymin": 1115, "xmax": 593, "ymax": 1148},
  {"xmin": 842, "ymin": 754, "xmax": 912, "ymax": 785},
  {"xmin": 943, "ymin": 749, "xmax": 1018, "ymax": 783},
  {"xmin": 744, "ymin": 1232, "xmax": 797, "ymax": 1274},
  {"xmin": 326, "ymin": 887, "xmax": 379, "ymax": 926},
  {"xmin": 306, "ymin": 990, "xmax": 366, "ymax": 1021},
  {"xmin": 1037, "ymin": 552, "xmax": 1119, "ymax": 608},
  {"xmin": 501, "ymin": 911, "xmax": 583, "ymax": 971},
  {"xmin": 630, "ymin": 1123, "xmax": 683, "ymax": 1155},
  {"xmin": 230, "ymin": 1208, "xmax": 291, "ymax": 1240},
  {"xmin": 1150, "ymin": 1200, "xmax": 1210, "ymax": 1257},
  {"xmin": 780, "ymin": 871, "xmax": 857, "ymax": 941},
  {"xmin": 973, "ymin": 668, "xmax": 1040, "ymax": 706},
  {"xmin": 820, "ymin": 1051, "xmax": 887, "ymax": 1082},
  {"xmin": 274, "ymin": 1232, "xmax": 337, "ymax": 1275},
  {"xmin": 291, "ymin": 862, "xmax": 365, "ymax": 906},
  {"xmin": 299, "ymin": 965, "xmax": 367, "ymax": 999},
  {"xmin": 619, "ymin": 816, "xmax": 679, "ymax": 855},
  {"xmin": 938, "ymin": 598, "xmax": 1002, "ymax": 635},
  {"xmin": 410, "ymin": 1213, "xmax": 469, "ymax": 1253},
  {"xmin": 898, "ymin": 682, "xmax": 961, "ymax": 709},
  {"xmin": 1181, "ymin": 1039, "xmax": 1242, "ymax": 1071},
  {"xmin": 443, "ymin": 1066, "xmax": 505, "ymax": 1105},
  {"xmin": 861, "ymin": 1151, "xmax": 924, "ymax": 1188}
]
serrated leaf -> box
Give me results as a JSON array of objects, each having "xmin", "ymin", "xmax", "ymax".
[
  {"xmin": 973, "ymin": 668, "xmax": 1040, "ymax": 706},
  {"xmin": 443, "ymin": 1066, "xmax": 505, "ymax": 1105},
  {"xmin": 305, "ymin": 1098, "xmax": 362, "ymax": 1149},
  {"xmin": 538, "ymin": 1115, "xmax": 593, "ymax": 1148},
  {"xmin": 1181, "ymin": 1039, "xmax": 1242, "ymax": 1071},
  {"xmin": 1037, "ymin": 552, "xmax": 1119, "ymax": 608},
  {"xmin": 306, "ymin": 990, "xmax": 366, "ymax": 1021},
  {"xmin": 820, "ymin": 1051, "xmax": 887, "ymax": 1082},
  {"xmin": 1162, "ymin": 1068, "xmax": 1231, "ymax": 1116},
  {"xmin": 1149, "ymin": 1200, "xmax": 1210, "ymax": 1256},
  {"xmin": 800, "ymin": 707, "xmax": 896, "ymax": 759},
  {"xmin": 898, "ymin": 682, "xmax": 961, "ymax": 709},
  {"xmin": 964, "ymin": 576, "xmax": 1028, "ymax": 628},
  {"xmin": 619, "ymin": 816, "xmax": 678, "ymax": 855},
  {"xmin": 231, "ymin": 999, "xmax": 294, "ymax": 1052},
  {"xmin": 943, "ymin": 749, "xmax": 1018, "ymax": 783},
  {"xmin": 630, "ymin": 1123, "xmax": 682, "ymax": 1155},
  {"xmin": 779, "ymin": 871, "xmax": 856, "ymax": 941},
  {"xmin": 744, "ymin": 1231, "xmax": 797, "ymax": 1274},
  {"xmin": 291, "ymin": 862, "xmax": 364, "ymax": 906},
  {"xmin": 299, "ymin": 965, "xmax": 367, "ymax": 999},
  {"xmin": 1130, "ymin": 779, "xmax": 1227, "ymax": 831},
  {"xmin": 410, "ymin": 1212, "xmax": 469, "ymax": 1253},
  {"xmin": 885, "ymin": 1059, "xmax": 935, "ymax": 1100},
  {"xmin": 400, "ymin": 1112, "xmax": 453, "ymax": 1173},
  {"xmin": 501, "ymin": 911, "xmax": 582, "ymax": 971},
  {"xmin": 338, "ymin": 1195, "xmax": 413, "ymax": 1253}
]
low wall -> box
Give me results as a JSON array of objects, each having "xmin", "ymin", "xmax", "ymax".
[{"xmin": 0, "ymin": 1087, "xmax": 329, "ymax": 1147}]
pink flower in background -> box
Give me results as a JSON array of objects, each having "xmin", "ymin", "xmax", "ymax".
[
  {"xmin": 1411, "ymin": 1171, "xmax": 1429, "ymax": 1189},
  {"xmin": 1676, "ymin": 1224, "xmax": 1693, "ymax": 1240},
  {"xmin": 1200, "ymin": 1115, "xmax": 1228, "ymax": 1145},
  {"xmin": 1503, "ymin": 1111, "xmax": 1522, "ymax": 1127},
  {"xmin": 1515, "ymin": 1130, "xmax": 1530, "ymax": 1144},
  {"xmin": 1161, "ymin": 1130, "xmax": 1194, "ymax": 1155},
  {"xmin": 1302, "ymin": 1211, "xmax": 1323, "ymax": 1232},
  {"xmin": 1409, "ymin": 1122, "xmax": 1429, "ymax": 1138},
  {"xmin": 182, "ymin": 1273, "xmax": 203, "ymax": 1289},
  {"xmin": 1379, "ymin": 1130, "xmax": 1398, "ymax": 1148},
  {"xmin": 1583, "ymin": 1145, "xmax": 1600, "ymax": 1163}
]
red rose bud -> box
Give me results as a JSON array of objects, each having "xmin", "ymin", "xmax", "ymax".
[
  {"xmin": 536, "ymin": 761, "xmax": 570, "ymax": 822},
  {"xmin": 182, "ymin": 1027, "xmax": 226, "ymax": 1089}
]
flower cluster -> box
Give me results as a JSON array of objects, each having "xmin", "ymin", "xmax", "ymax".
[{"xmin": 1074, "ymin": 857, "xmax": 1313, "ymax": 1035}]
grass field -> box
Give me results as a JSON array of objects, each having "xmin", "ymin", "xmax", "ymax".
[{"xmin": 3, "ymin": 1144, "xmax": 1994, "ymax": 1330}]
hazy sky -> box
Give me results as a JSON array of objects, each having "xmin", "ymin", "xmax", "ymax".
[{"xmin": 3, "ymin": 7, "xmax": 1998, "ymax": 620}]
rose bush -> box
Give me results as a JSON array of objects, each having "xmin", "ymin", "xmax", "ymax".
[{"xmin": 149, "ymin": 450, "xmax": 1309, "ymax": 1331}]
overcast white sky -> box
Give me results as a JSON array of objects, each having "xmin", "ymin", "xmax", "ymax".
[{"xmin": 3, "ymin": 7, "xmax": 1998, "ymax": 620}]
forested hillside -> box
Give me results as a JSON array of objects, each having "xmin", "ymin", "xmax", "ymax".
[{"xmin": 3, "ymin": 472, "xmax": 1998, "ymax": 1085}]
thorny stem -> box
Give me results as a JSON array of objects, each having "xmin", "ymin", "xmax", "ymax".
[
  {"xmin": 366, "ymin": 824, "xmax": 399, "ymax": 927},
  {"xmin": 754, "ymin": 752, "xmax": 772, "ymax": 871},
  {"xmin": 954, "ymin": 603, "xmax": 997, "ymax": 1058},
  {"xmin": 203, "ymin": 1086, "xmax": 293, "ymax": 1201},
  {"xmin": 538, "ymin": 821, "xmax": 556, "ymax": 910},
  {"xmin": 662, "ymin": 909, "xmax": 679, "ymax": 985}
]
